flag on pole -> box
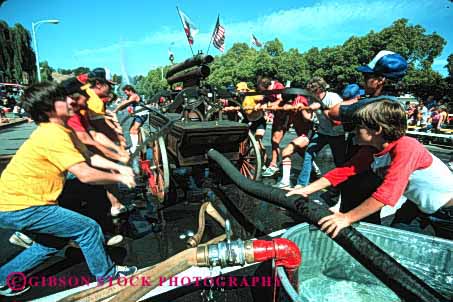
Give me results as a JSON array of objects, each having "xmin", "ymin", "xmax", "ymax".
[
  {"xmin": 177, "ymin": 8, "xmax": 198, "ymax": 45},
  {"xmin": 251, "ymin": 34, "xmax": 262, "ymax": 47},
  {"xmin": 212, "ymin": 16, "xmax": 225, "ymax": 52}
]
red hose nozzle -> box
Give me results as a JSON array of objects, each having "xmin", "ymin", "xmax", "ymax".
[{"xmin": 252, "ymin": 238, "xmax": 301, "ymax": 270}]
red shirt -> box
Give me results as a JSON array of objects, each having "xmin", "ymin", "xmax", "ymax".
[
  {"xmin": 67, "ymin": 112, "xmax": 92, "ymax": 133},
  {"xmin": 292, "ymin": 95, "xmax": 308, "ymax": 106},
  {"xmin": 264, "ymin": 81, "xmax": 285, "ymax": 103},
  {"xmin": 324, "ymin": 137, "xmax": 433, "ymax": 207}
]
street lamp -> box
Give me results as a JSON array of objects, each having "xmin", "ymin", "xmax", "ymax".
[{"xmin": 31, "ymin": 19, "xmax": 59, "ymax": 82}]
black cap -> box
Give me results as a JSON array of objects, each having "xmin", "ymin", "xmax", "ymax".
[
  {"xmin": 88, "ymin": 67, "xmax": 117, "ymax": 85},
  {"xmin": 60, "ymin": 77, "xmax": 88, "ymax": 97}
]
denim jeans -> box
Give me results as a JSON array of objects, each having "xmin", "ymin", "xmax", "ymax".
[
  {"xmin": 0, "ymin": 205, "xmax": 115, "ymax": 284},
  {"xmin": 296, "ymin": 133, "xmax": 346, "ymax": 186}
]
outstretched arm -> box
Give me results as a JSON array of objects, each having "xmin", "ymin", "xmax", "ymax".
[
  {"xmin": 318, "ymin": 197, "xmax": 384, "ymax": 238},
  {"xmin": 113, "ymin": 95, "xmax": 140, "ymax": 113},
  {"xmin": 68, "ymin": 162, "xmax": 135, "ymax": 188},
  {"xmin": 286, "ymin": 177, "xmax": 331, "ymax": 197}
]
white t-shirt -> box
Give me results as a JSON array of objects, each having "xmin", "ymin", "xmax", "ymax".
[
  {"xmin": 419, "ymin": 106, "xmax": 429, "ymax": 125},
  {"xmin": 316, "ymin": 92, "xmax": 344, "ymax": 136}
]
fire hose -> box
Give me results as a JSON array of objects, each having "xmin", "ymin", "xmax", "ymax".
[
  {"xmin": 186, "ymin": 201, "xmax": 228, "ymax": 248},
  {"xmin": 206, "ymin": 149, "xmax": 448, "ymax": 302},
  {"xmin": 58, "ymin": 221, "xmax": 302, "ymax": 302}
]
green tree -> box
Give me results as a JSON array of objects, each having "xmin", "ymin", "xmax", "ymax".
[
  {"xmin": 0, "ymin": 21, "xmax": 36, "ymax": 83},
  {"xmin": 208, "ymin": 43, "xmax": 259, "ymax": 87},
  {"xmin": 138, "ymin": 18, "xmax": 449, "ymax": 99},
  {"xmin": 11, "ymin": 23, "xmax": 36, "ymax": 84},
  {"xmin": 39, "ymin": 61, "xmax": 54, "ymax": 81},
  {"xmin": 72, "ymin": 67, "xmax": 90, "ymax": 75},
  {"xmin": 136, "ymin": 67, "xmax": 170, "ymax": 99},
  {"xmin": 446, "ymin": 54, "xmax": 453, "ymax": 77},
  {"xmin": 0, "ymin": 21, "xmax": 13, "ymax": 82},
  {"xmin": 264, "ymin": 38, "xmax": 284, "ymax": 57}
]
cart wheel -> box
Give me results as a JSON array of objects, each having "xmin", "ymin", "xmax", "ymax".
[
  {"xmin": 147, "ymin": 136, "xmax": 170, "ymax": 203},
  {"xmin": 237, "ymin": 131, "xmax": 262, "ymax": 181}
]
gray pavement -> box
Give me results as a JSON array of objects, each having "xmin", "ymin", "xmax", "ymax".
[{"xmin": 0, "ymin": 122, "xmax": 35, "ymax": 157}]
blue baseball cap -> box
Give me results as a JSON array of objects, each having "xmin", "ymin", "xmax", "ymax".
[
  {"xmin": 356, "ymin": 50, "xmax": 407, "ymax": 80},
  {"xmin": 341, "ymin": 84, "xmax": 362, "ymax": 100}
]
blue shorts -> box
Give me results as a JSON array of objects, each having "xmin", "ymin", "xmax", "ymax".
[{"xmin": 133, "ymin": 114, "xmax": 148, "ymax": 125}]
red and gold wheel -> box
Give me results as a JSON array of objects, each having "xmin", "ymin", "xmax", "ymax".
[{"xmin": 237, "ymin": 131, "xmax": 262, "ymax": 181}]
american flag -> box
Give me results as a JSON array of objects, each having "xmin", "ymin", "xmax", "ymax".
[
  {"xmin": 251, "ymin": 34, "xmax": 262, "ymax": 47},
  {"xmin": 212, "ymin": 16, "xmax": 225, "ymax": 52}
]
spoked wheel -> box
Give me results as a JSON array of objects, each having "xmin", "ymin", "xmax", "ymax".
[
  {"xmin": 148, "ymin": 136, "xmax": 170, "ymax": 203},
  {"xmin": 237, "ymin": 131, "xmax": 262, "ymax": 181},
  {"xmin": 139, "ymin": 127, "xmax": 170, "ymax": 203}
]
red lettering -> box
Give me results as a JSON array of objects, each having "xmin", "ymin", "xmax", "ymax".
[
  {"xmin": 228, "ymin": 276, "xmax": 238, "ymax": 287},
  {"xmin": 193, "ymin": 276, "xmax": 202, "ymax": 287},
  {"xmin": 67, "ymin": 276, "xmax": 79, "ymax": 287},
  {"xmin": 159, "ymin": 277, "xmax": 166, "ymax": 286},
  {"xmin": 48, "ymin": 276, "xmax": 57, "ymax": 287},
  {"xmin": 96, "ymin": 277, "xmax": 105, "ymax": 286},
  {"xmin": 117, "ymin": 277, "xmax": 128, "ymax": 286},
  {"xmin": 261, "ymin": 276, "xmax": 271, "ymax": 287},
  {"xmin": 251, "ymin": 276, "xmax": 260, "ymax": 287},
  {"xmin": 179, "ymin": 276, "xmax": 191, "ymax": 286},
  {"xmin": 129, "ymin": 276, "xmax": 139, "ymax": 286},
  {"xmin": 239, "ymin": 277, "xmax": 249, "ymax": 287},
  {"xmin": 28, "ymin": 276, "xmax": 39, "ymax": 287},
  {"xmin": 141, "ymin": 276, "xmax": 152, "ymax": 286},
  {"xmin": 80, "ymin": 276, "xmax": 90, "ymax": 286},
  {"xmin": 203, "ymin": 277, "xmax": 214, "ymax": 287},
  {"xmin": 216, "ymin": 276, "xmax": 226, "ymax": 287},
  {"xmin": 168, "ymin": 276, "xmax": 178, "ymax": 286}
]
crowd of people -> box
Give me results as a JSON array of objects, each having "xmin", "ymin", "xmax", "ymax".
[
  {"xmin": 0, "ymin": 50, "xmax": 452, "ymax": 298},
  {"xmin": 0, "ymin": 87, "xmax": 26, "ymax": 122},
  {"xmin": 405, "ymin": 96, "xmax": 451, "ymax": 132},
  {"xmin": 236, "ymin": 50, "xmax": 453, "ymax": 241},
  {"xmin": 0, "ymin": 69, "xmax": 139, "ymax": 297}
]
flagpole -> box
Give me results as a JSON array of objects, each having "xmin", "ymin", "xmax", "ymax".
[
  {"xmin": 206, "ymin": 14, "xmax": 219, "ymax": 55},
  {"xmin": 176, "ymin": 6, "xmax": 195, "ymax": 56}
]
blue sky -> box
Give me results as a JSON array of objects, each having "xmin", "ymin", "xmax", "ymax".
[{"xmin": 1, "ymin": 0, "xmax": 452, "ymax": 78}]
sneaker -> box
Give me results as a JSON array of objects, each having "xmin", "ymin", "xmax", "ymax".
[
  {"xmin": 106, "ymin": 235, "xmax": 124, "ymax": 246},
  {"xmin": 272, "ymin": 181, "xmax": 292, "ymax": 190},
  {"xmin": 9, "ymin": 232, "xmax": 33, "ymax": 249},
  {"xmin": 262, "ymin": 165, "xmax": 279, "ymax": 177},
  {"xmin": 113, "ymin": 265, "xmax": 137, "ymax": 279},
  {"xmin": 0, "ymin": 284, "xmax": 30, "ymax": 297},
  {"xmin": 111, "ymin": 205, "xmax": 127, "ymax": 217}
]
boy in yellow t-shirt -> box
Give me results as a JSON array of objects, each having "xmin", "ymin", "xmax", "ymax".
[
  {"xmin": 0, "ymin": 82, "xmax": 137, "ymax": 297},
  {"xmin": 236, "ymin": 82, "xmax": 267, "ymax": 167}
]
